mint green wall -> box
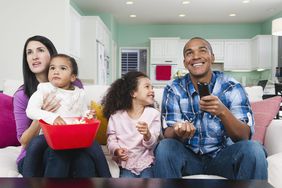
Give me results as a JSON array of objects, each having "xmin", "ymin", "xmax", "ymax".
[
  {"xmin": 261, "ymin": 11, "xmax": 282, "ymax": 34},
  {"xmin": 225, "ymin": 70, "xmax": 272, "ymax": 86},
  {"xmin": 117, "ymin": 24, "xmax": 261, "ymax": 47}
]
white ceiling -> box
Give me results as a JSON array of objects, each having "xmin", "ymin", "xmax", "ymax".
[{"xmin": 72, "ymin": 0, "xmax": 282, "ymax": 24}]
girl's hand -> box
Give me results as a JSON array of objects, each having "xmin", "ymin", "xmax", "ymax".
[
  {"xmin": 53, "ymin": 116, "xmax": 66, "ymax": 125},
  {"xmin": 86, "ymin": 109, "xmax": 96, "ymax": 119},
  {"xmin": 114, "ymin": 148, "xmax": 128, "ymax": 161},
  {"xmin": 42, "ymin": 92, "xmax": 61, "ymax": 112},
  {"xmin": 136, "ymin": 121, "xmax": 151, "ymax": 141}
]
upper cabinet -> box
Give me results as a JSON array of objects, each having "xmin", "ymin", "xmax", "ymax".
[
  {"xmin": 69, "ymin": 6, "xmax": 81, "ymax": 58},
  {"xmin": 150, "ymin": 38, "xmax": 179, "ymax": 64},
  {"xmin": 251, "ymin": 35, "xmax": 272, "ymax": 70},
  {"xmin": 80, "ymin": 16, "xmax": 111, "ymax": 84},
  {"xmin": 224, "ymin": 39, "xmax": 252, "ymax": 71},
  {"xmin": 207, "ymin": 39, "xmax": 225, "ymax": 62},
  {"xmin": 150, "ymin": 36, "xmax": 273, "ymax": 73}
]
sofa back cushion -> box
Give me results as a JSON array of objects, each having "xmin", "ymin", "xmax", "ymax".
[
  {"xmin": 251, "ymin": 96, "xmax": 281, "ymax": 144},
  {"xmin": 84, "ymin": 85, "xmax": 109, "ymax": 105},
  {"xmin": 0, "ymin": 93, "xmax": 20, "ymax": 148},
  {"xmin": 245, "ymin": 86, "xmax": 263, "ymax": 102}
]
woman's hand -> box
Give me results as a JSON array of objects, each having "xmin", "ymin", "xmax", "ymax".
[
  {"xmin": 136, "ymin": 121, "xmax": 151, "ymax": 141},
  {"xmin": 41, "ymin": 92, "xmax": 61, "ymax": 112}
]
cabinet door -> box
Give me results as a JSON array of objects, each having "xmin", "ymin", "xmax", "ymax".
[
  {"xmin": 177, "ymin": 39, "xmax": 187, "ymax": 70},
  {"xmin": 69, "ymin": 6, "xmax": 81, "ymax": 58},
  {"xmin": 150, "ymin": 39, "xmax": 165, "ymax": 59},
  {"xmin": 252, "ymin": 35, "xmax": 272, "ymax": 70},
  {"xmin": 150, "ymin": 38, "xmax": 179, "ymax": 64},
  {"xmin": 208, "ymin": 40, "xmax": 224, "ymax": 62},
  {"xmin": 224, "ymin": 40, "xmax": 251, "ymax": 71}
]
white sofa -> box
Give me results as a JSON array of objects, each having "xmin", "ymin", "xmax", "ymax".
[{"xmin": 0, "ymin": 80, "xmax": 282, "ymax": 188}]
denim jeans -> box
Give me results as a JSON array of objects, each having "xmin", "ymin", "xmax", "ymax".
[
  {"xmin": 85, "ymin": 141, "xmax": 111, "ymax": 177},
  {"xmin": 120, "ymin": 167, "xmax": 154, "ymax": 178},
  {"xmin": 44, "ymin": 148, "xmax": 96, "ymax": 178},
  {"xmin": 44, "ymin": 141, "xmax": 110, "ymax": 177},
  {"xmin": 20, "ymin": 135, "xmax": 48, "ymax": 177},
  {"xmin": 154, "ymin": 138, "xmax": 268, "ymax": 179}
]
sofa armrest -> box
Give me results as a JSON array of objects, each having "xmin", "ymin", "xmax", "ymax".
[{"xmin": 264, "ymin": 120, "xmax": 282, "ymax": 156}]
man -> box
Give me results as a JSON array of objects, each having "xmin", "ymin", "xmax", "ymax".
[{"xmin": 154, "ymin": 37, "xmax": 267, "ymax": 179}]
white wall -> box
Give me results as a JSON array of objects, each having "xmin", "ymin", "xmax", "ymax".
[{"xmin": 0, "ymin": 0, "xmax": 70, "ymax": 90}]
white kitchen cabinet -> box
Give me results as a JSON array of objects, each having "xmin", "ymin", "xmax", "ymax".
[
  {"xmin": 177, "ymin": 39, "xmax": 187, "ymax": 70},
  {"xmin": 208, "ymin": 39, "xmax": 224, "ymax": 62},
  {"xmin": 224, "ymin": 40, "xmax": 252, "ymax": 71},
  {"xmin": 251, "ymin": 35, "xmax": 272, "ymax": 70},
  {"xmin": 149, "ymin": 38, "xmax": 179, "ymax": 86},
  {"xmin": 69, "ymin": 6, "xmax": 81, "ymax": 58},
  {"xmin": 150, "ymin": 38, "xmax": 180, "ymax": 64},
  {"xmin": 80, "ymin": 16, "xmax": 111, "ymax": 85}
]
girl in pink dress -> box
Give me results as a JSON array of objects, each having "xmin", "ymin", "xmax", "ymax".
[{"xmin": 102, "ymin": 71, "xmax": 161, "ymax": 178}]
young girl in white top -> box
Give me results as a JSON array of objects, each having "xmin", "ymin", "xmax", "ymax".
[
  {"xmin": 102, "ymin": 71, "xmax": 161, "ymax": 178},
  {"xmin": 26, "ymin": 54, "xmax": 89, "ymax": 126}
]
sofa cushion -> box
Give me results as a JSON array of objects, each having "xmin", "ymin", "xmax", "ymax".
[
  {"xmin": 90, "ymin": 101, "xmax": 108, "ymax": 145},
  {"xmin": 0, "ymin": 146, "xmax": 21, "ymax": 177},
  {"xmin": 245, "ymin": 86, "xmax": 263, "ymax": 102},
  {"xmin": 251, "ymin": 96, "xmax": 281, "ymax": 144},
  {"xmin": 0, "ymin": 93, "xmax": 20, "ymax": 148},
  {"xmin": 267, "ymin": 152, "xmax": 282, "ymax": 188}
]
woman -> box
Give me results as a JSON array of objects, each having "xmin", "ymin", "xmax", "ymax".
[{"xmin": 14, "ymin": 35, "xmax": 111, "ymax": 177}]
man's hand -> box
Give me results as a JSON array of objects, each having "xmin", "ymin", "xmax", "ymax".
[
  {"xmin": 173, "ymin": 121, "xmax": 196, "ymax": 140},
  {"xmin": 199, "ymin": 95, "xmax": 228, "ymax": 117}
]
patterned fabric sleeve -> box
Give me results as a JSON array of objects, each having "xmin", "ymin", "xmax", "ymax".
[{"xmin": 161, "ymin": 85, "xmax": 183, "ymax": 127}]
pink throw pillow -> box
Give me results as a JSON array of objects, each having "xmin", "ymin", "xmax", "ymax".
[
  {"xmin": 0, "ymin": 93, "xmax": 20, "ymax": 148},
  {"xmin": 251, "ymin": 96, "xmax": 281, "ymax": 144}
]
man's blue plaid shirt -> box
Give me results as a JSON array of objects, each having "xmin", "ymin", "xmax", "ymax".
[{"xmin": 161, "ymin": 71, "xmax": 254, "ymax": 157}]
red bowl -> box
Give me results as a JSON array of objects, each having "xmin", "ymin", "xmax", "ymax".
[{"xmin": 39, "ymin": 118, "xmax": 100, "ymax": 150}]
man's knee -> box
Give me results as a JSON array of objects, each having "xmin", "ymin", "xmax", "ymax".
[
  {"xmin": 155, "ymin": 138, "xmax": 182, "ymax": 157},
  {"xmin": 238, "ymin": 140, "xmax": 267, "ymax": 161}
]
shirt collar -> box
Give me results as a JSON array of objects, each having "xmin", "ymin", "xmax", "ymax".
[{"xmin": 184, "ymin": 71, "xmax": 219, "ymax": 96}]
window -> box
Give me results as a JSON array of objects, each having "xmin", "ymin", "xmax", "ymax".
[
  {"xmin": 121, "ymin": 50, "xmax": 139, "ymax": 75},
  {"xmin": 121, "ymin": 48, "xmax": 148, "ymax": 76}
]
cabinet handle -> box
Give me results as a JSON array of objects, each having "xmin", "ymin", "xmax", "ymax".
[{"xmin": 165, "ymin": 60, "xmax": 173, "ymax": 63}]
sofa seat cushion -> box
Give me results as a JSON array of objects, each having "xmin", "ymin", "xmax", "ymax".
[
  {"xmin": 183, "ymin": 174, "xmax": 226, "ymax": 179},
  {"xmin": 101, "ymin": 145, "xmax": 119, "ymax": 178},
  {"xmin": 267, "ymin": 152, "xmax": 282, "ymax": 188},
  {"xmin": 0, "ymin": 146, "xmax": 21, "ymax": 177}
]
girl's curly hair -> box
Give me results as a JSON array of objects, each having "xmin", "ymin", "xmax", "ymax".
[{"xmin": 101, "ymin": 71, "xmax": 148, "ymax": 119}]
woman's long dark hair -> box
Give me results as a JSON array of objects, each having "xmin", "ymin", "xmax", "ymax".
[
  {"xmin": 101, "ymin": 71, "xmax": 148, "ymax": 119},
  {"xmin": 22, "ymin": 35, "xmax": 57, "ymax": 97}
]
